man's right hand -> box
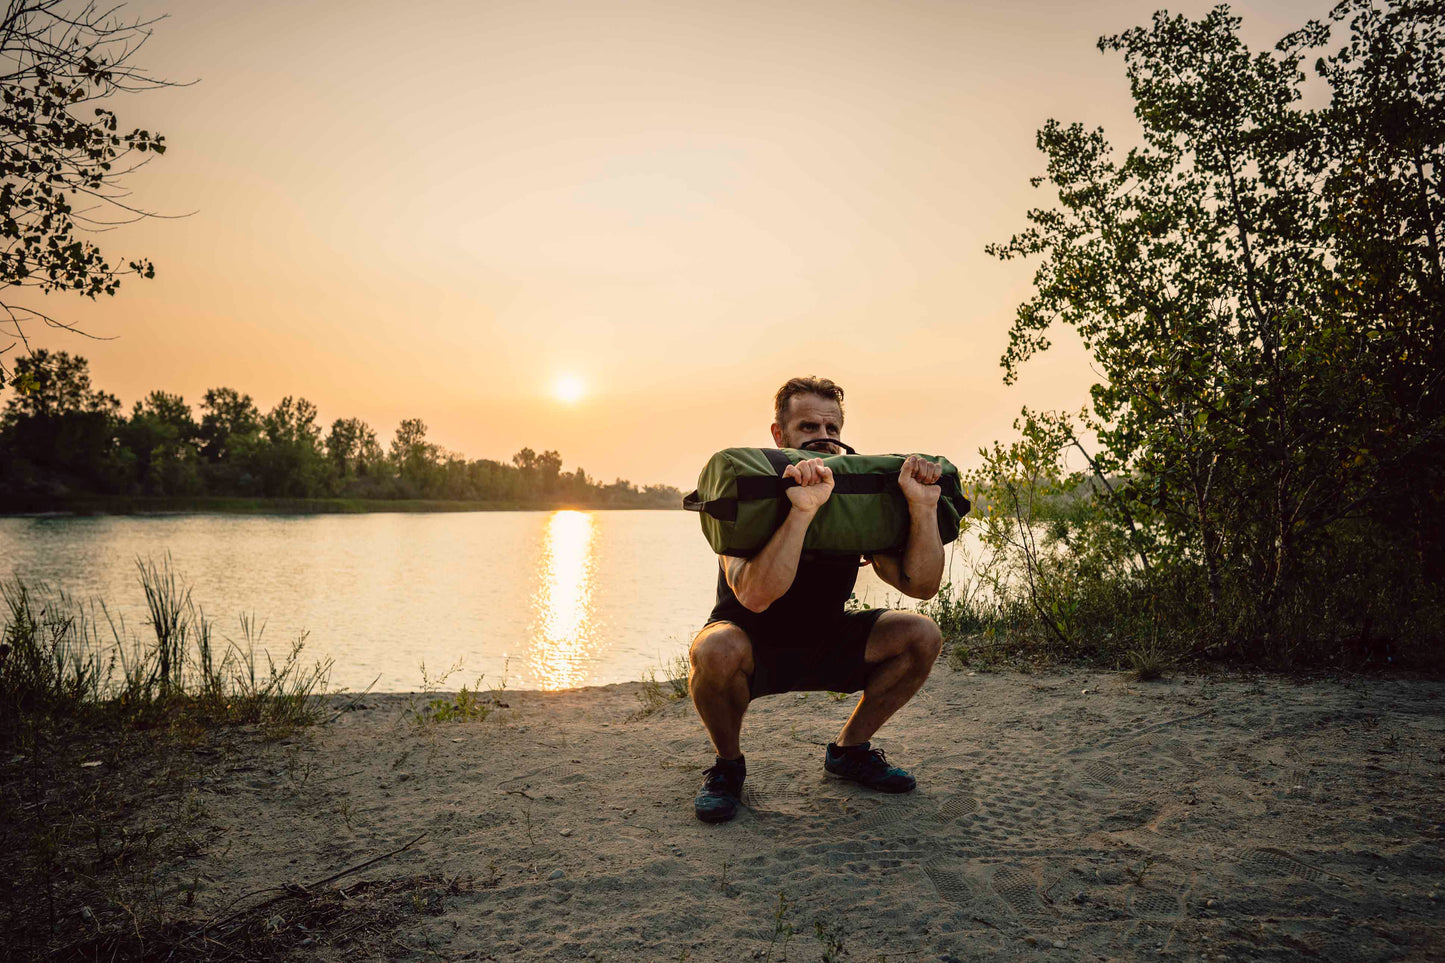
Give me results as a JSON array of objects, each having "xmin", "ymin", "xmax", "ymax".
[{"xmin": 783, "ymin": 457, "xmax": 834, "ymax": 514}]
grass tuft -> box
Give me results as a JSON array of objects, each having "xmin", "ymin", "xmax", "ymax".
[
  {"xmin": 634, "ymin": 653, "xmax": 691, "ymax": 718},
  {"xmin": 0, "ymin": 555, "xmax": 335, "ymax": 746}
]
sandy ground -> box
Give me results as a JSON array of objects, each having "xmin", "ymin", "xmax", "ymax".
[{"xmin": 164, "ymin": 667, "xmax": 1443, "ymax": 962}]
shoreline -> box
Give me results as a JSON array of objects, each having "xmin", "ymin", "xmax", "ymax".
[{"xmin": 0, "ymin": 495, "xmax": 683, "ymax": 517}]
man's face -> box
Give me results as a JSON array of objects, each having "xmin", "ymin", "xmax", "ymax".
[{"xmin": 771, "ymin": 393, "xmax": 844, "ymax": 453}]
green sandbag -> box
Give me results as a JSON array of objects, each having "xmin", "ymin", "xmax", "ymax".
[{"xmin": 683, "ymin": 447, "xmax": 970, "ymax": 557}]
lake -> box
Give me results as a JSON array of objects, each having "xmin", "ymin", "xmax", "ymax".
[{"xmin": 0, "ymin": 510, "xmax": 977, "ymax": 692}]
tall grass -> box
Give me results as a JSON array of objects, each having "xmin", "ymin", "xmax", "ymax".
[{"xmin": 0, "ymin": 555, "xmax": 336, "ymax": 742}]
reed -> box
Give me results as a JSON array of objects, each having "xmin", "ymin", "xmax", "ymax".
[{"xmin": 0, "ymin": 555, "xmax": 335, "ymax": 743}]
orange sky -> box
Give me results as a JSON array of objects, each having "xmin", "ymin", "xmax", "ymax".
[{"xmin": 8, "ymin": 0, "xmax": 1334, "ymax": 488}]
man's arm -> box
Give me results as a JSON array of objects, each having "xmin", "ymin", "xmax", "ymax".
[
  {"xmin": 872, "ymin": 455, "xmax": 945, "ymax": 600},
  {"xmin": 722, "ymin": 457, "xmax": 834, "ymax": 612}
]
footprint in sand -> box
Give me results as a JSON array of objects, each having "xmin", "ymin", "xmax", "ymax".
[
  {"xmin": 1082, "ymin": 759, "xmax": 1139, "ymax": 793},
  {"xmin": 495, "ymin": 763, "xmax": 568, "ymax": 792},
  {"xmin": 989, "ymin": 864, "xmax": 1053, "ymax": 924},
  {"xmin": 1127, "ymin": 886, "xmax": 1187, "ymax": 920},
  {"xmin": 1238, "ymin": 846, "xmax": 1333, "ymax": 882},
  {"xmin": 740, "ymin": 762, "xmax": 808, "ymax": 815},
  {"xmin": 922, "ymin": 858, "xmax": 974, "ymax": 905},
  {"xmin": 934, "ymin": 791, "xmax": 981, "ymax": 822},
  {"xmin": 853, "ymin": 803, "xmax": 912, "ymax": 831},
  {"xmin": 825, "ymin": 845, "xmax": 930, "ymax": 871}
]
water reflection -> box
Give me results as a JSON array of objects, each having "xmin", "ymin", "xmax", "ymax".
[{"xmin": 527, "ymin": 510, "xmax": 599, "ymax": 689}]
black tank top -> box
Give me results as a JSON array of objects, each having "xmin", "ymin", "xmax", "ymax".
[{"xmin": 708, "ymin": 553, "xmax": 864, "ymax": 628}]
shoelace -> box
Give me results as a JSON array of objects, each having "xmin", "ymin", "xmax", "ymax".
[
  {"xmin": 839, "ymin": 746, "xmax": 892, "ymax": 770},
  {"xmin": 701, "ymin": 763, "xmax": 743, "ymax": 792}
]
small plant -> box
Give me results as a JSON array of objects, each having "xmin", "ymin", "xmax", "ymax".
[
  {"xmin": 1126, "ymin": 644, "xmax": 1167, "ymax": 681},
  {"xmin": 410, "ymin": 659, "xmax": 493, "ymax": 725},
  {"xmin": 634, "ymin": 653, "xmax": 691, "ymax": 718},
  {"xmin": 718, "ymin": 858, "xmax": 738, "ymax": 897},
  {"xmin": 418, "ymin": 682, "xmax": 492, "ymax": 724},
  {"xmin": 825, "ymin": 690, "xmax": 850, "ymax": 702},
  {"xmin": 814, "ymin": 918, "xmax": 845, "ymax": 962},
  {"xmin": 766, "ymin": 891, "xmax": 795, "ymax": 963},
  {"xmin": 1125, "ymin": 854, "xmax": 1155, "ymax": 887}
]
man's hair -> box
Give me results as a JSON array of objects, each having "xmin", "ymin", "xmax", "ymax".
[{"xmin": 774, "ymin": 376, "xmax": 845, "ymax": 427}]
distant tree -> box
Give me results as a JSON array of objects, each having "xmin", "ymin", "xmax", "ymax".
[
  {"xmin": 255, "ymin": 396, "xmax": 325, "ymax": 496},
  {"xmin": 0, "ymin": 1, "xmax": 184, "ymax": 387},
  {"xmin": 390, "ymin": 417, "xmax": 438, "ymax": 491},
  {"xmin": 123, "ymin": 389, "xmax": 200, "ymax": 494},
  {"xmin": 535, "ymin": 449, "xmax": 563, "ymax": 493},
  {"xmin": 510, "ymin": 447, "xmax": 537, "ymax": 472},
  {"xmin": 197, "ymin": 387, "xmax": 260, "ymax": 463},
  {"xmin": 0, "ymin": 349, "xmax": 126, "ymax": 492},
  {"xmin": 325, "ymin": 416, "xmax": 382, "ymax": 486}
]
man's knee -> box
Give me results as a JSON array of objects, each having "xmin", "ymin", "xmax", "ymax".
[
  {"xmin": 907, "ymin": 614, "xmax": 944, "ymax": 666},
  {"xmin": 689, "ymin": 624, "xmax": 752, "ymax": 681}
]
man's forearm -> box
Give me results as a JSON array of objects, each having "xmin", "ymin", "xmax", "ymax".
[
  {"xmin": 899, "ymin": 502, "xmax": 945, "ymax": 599},
  {"xmin": 728, "ymin": 506, "xmax": 816, "ymax": 612}
]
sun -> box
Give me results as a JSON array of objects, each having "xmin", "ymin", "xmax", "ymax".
[{"xmin": 553, "ymin": 374, "xmax": 586, "ymax": 404}]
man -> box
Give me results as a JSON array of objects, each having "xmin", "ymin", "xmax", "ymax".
[{"xmin": 688, "ymin": 376, "xmax": 946, "ymax": 823}]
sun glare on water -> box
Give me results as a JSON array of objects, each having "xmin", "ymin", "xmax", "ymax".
[{"xmin": 554, "ymin": 374, "xmax": 585, "ymax": 404}]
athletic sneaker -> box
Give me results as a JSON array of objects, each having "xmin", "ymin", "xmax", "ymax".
[
  {"xmin": 694, "ymin": 755, "xmax": 746, "ymax": 823},
  {"xmin": 824, "ymin": 741, "xmax": 916, "ymax": 793}
]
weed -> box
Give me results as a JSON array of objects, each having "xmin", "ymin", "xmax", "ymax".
[
  {"xmin": 814, "ymin": 918, "xmax": 845, "ymax": 962},
  {"xmin": 409, "ymin": 659, "xmax": 494, "ymax": 725},
  {"xmin": 825, "ymin": 690, "xmax": 850, "ymax": 702},
  {"xmin": 635, "ymin": 653, "xmax": 691, "ymax": 718},
  {"xmin": 718, "ymin": 858, "xmax": 738, "ymax": 897},
  {"xmin": 918, "ymin": 578, "xmax": 994, "ymax": 643},
  {"xmin": 1125, "ymin": 855, "xmax": 1155, "ymax": 887},
  {"xmin": 766, "ymin": 891, "xmax": 795, "ymax": 963},
  {"xmin": 1125, "ymin": 637, "xmax": 1171, "ymax": 682}
]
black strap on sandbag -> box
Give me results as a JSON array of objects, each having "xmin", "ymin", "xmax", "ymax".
[{"xmin": 685, "ymin": 450, "xmax": 968, "ymax": 523}]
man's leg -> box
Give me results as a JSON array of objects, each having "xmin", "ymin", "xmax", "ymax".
[
  {"xmin": 688, "ymin": 621, "xmax": 755, "ymax": 759},
  {"xmin": 835, "ymin": 610, "xmax": 942, "ymax": 747}
]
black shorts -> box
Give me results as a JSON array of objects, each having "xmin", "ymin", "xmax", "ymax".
[{"xmin": 702, "ymin": 608, "xmax": 885, "ymax": 700}]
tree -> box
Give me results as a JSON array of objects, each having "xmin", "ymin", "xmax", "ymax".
[
  {"xmin": 984, "ymin": 1, "xmax": 1443, "ymax": 661},
  {"xmin": 390, "ymin": 417, "xmax": 438, "ymax": 491},
  {"xmin": 254, "ymin": 395, "xmax": 325, "ymax": 496},
  {"xmin": 0, "ymin": 1, "xmax": 184, "ymax": 386},
  {"xmin": 0, "ymin": 348, "xmax": 125, "ymax": 492},
  {"xmin": 198, "ymin": 387, "xmax": 259, "ymax": 462},
  {"xmin": 325, "ymin": 416, "xmax": 382, "ymax": 485},
  {"xmin": 123, "ymin": 389, "xmax": 200, "ymax": 494}
]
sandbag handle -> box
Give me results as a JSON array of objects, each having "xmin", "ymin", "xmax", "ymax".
[{"xmin": 796, "ymin": 438, "xmax": 857, "ymax": 454}]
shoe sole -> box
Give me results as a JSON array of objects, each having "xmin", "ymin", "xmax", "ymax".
[
  {"xmin": 824, "ymin": 767, "xmax": 916, "ymax": 793},
  {"xmin": 695, "ymin": 806, "xmax": 738, "ymax": 823}
]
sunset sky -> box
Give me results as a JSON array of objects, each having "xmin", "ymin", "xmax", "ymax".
[{"xmin": 12, "ymin": 0, "xmax": 1333, "ymax": 489}]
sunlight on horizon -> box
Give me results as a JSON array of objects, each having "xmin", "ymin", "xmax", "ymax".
[{"xmin": 527, "ymin": 510, "xmax": 599, "ymax": 689}]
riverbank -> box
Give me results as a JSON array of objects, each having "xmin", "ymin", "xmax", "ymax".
[
  {"xmin": 0, "ymin": 495, "xmax": 682, "ymax": 516},
  {"xmin": 7, "ymin": 666, "xmax": 1440, "ymax": 961}
]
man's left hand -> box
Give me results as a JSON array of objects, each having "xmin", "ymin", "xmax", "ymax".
[{"xmin": 898, "ymin": 454, "xmax": 942, "ymax": 508}]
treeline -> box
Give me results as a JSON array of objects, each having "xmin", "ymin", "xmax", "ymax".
[{"xmin": 0, "ymin": 351, "xmax": 681, "ymax": 508}]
